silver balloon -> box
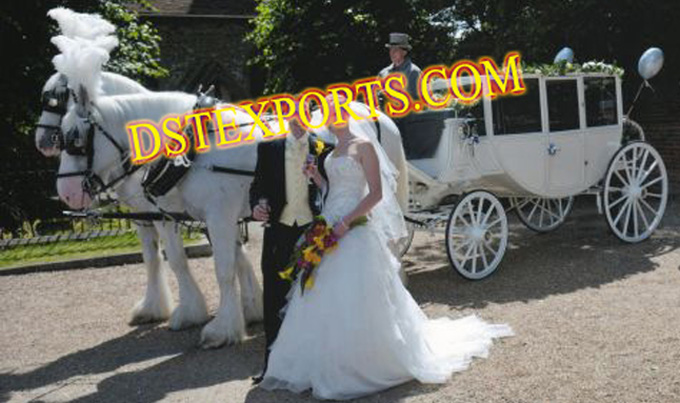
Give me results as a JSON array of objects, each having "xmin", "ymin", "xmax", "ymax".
[
  {"xmin": 638, "ymin": 47, "xmax": 664, "ymax": 80},
  {"xmin": 554, "ymin": 47, "xmax": 574, "ymax": 63}
]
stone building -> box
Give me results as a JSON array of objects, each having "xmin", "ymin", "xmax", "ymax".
[{"xmin": 141, "ymin": 0, "xmax": 262, "ymax": 101}]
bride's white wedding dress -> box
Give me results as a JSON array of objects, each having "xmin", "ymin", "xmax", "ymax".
[{"xmin": 260, "ymin": 151, "xmax": 513, "ymax": 400}]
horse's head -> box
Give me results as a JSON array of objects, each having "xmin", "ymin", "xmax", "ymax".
[
  {"xmin": 36, "ymin": 71, "xmax": 150, "ymax": 159},
  {"xmin": 55, "ymin": 89, "xmax": 197, "ymax": 210},
  {"xmin": 35, "ymin": 73, "xmax": 73, "ymax": 156},
  {"xmin": 56, "ymin": 86, "xmax": 124, "ymax": 210}
]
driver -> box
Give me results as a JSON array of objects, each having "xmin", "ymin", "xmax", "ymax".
[{"xmin": 377, "ymin": 32, "xmax": 422, "ymax": 101}]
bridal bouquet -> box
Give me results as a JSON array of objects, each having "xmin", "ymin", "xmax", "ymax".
[{"xmin": 279, "ymin": 215, "xmax": 367, "ymax": 294}]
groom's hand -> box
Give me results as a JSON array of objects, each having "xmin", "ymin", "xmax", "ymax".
[{"xmin": 252, "ymin": 205, "xmax": 270, "ymax": 221}]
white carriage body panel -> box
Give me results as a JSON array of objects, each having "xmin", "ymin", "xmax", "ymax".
[
  {"xmin": 404, "ymin": 73, "xmax": 624, "ymax": 206},
  {"xmin": 486, "ymin": 134, "xmax": 547, "ymax": 195},
  {"xmin": 546, "ymin": 130, "xmax": 585, "ymax": 196},
  {"xmin": 583, "ymin": 126, "xmax": 622, "ymax": 187}
]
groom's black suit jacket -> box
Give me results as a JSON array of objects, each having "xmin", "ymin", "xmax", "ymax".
[{"xmin": 249, "ymin": 134, "xmax": 333, "ymax": 223}]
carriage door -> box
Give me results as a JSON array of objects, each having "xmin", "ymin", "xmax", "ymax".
[
  {"xmin": 545, "ymin": 77, "xmax": 585, "ymax": 195},
  {"xmin": 490, "ymin": 78, "xmax": 547, "ymax": 195}
]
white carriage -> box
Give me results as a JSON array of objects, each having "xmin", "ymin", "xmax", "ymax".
[{"xmin": 399, "ymin": 72, "xmax": 668, "ymax": 280}]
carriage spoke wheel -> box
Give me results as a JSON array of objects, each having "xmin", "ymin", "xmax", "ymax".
[
  {"xmin": 446, "ymin": 191, "xmax": 508, "ymax": 280},
  {"xmin": 622, "ymin": 117, "xmax": 646, "ymax": 143},
  {"xmin": 512, "ymin": 196, "xmax": 574, "ymax": 233},
  {"xmin": 395, "ymin": 222, "xmax": 416, "ymax": 257},
  {"xmin": 604, "ymin": 142, "xmax": 668, "ymax": 243}
]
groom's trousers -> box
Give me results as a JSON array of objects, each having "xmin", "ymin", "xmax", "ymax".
[{"xmin": 260, "ymin": 221, "xmax": 307, "ymax": 370}]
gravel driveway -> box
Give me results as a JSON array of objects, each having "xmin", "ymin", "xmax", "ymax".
[{"xmin": 1, "ymin": 198, "xmax": 679, "ymax": 402}]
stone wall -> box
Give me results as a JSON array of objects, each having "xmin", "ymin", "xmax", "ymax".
[
  {"xmin": 634, "ymin": 92, "xmax": 680, "ymax": 192},
  {"xmin": 146, "ymin": 15, "xmax": 261, "ymax": 101}
]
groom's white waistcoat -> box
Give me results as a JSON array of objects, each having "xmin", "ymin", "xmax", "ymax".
[{"xmin": 279, "ymin": 132, "xmax": 313, "ymax": 226}]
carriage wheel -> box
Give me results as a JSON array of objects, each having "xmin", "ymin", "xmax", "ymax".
[
  {"xmin": 512, "ymin": 196, "xmax": 574, "ymax": 233},
  {"xmin": 445, "ymin": 191, "xmax": 508, "ymax": 280},
  {"xmin": 622, "ymin": 117, "xmax": 646, "ymax": 143},
  {"xmin": 604, "ymin": 141, "xmax": 668, "ymax": 243},
  {"xmin": 395, "ymin": 222, "xmax": 416, "ymax": 257}
]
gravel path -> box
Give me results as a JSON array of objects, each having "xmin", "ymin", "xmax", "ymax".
[{"xmin": 1, "ymin": 199, "xmax": 679, "ymax": 402}]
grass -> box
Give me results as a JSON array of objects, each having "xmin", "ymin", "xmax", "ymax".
[{"xmin": 0, "ymin": 231, "xmax": 205, "ymax": 269}]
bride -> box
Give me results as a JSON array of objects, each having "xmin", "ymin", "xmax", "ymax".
[{"xmin": 259, "ymin": 97, "xmax": 513, "ymax": 400}]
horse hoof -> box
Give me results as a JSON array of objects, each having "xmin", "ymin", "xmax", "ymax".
[
  {"xmin": 168, "ymin": 304, "xmax": 209, "ymax": 331},
  {"xmin": 199, "ymin": 318, "xmax": 245, "ymax": 349},
  {"xmin": 129, "ymin": 298, "xmax": 172, "ymax": 326}
]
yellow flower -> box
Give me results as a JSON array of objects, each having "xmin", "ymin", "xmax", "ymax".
[
  {"xmin": 303, "ymin": 246, "xmax": 322, "ymax": 265},
  {"xmin": 279, "ymin": 266, "xmax": 294, "ymax": 281},
  {"xmin": 313, "ymin": 236, "xmax": 324, "ymax": 249},
  {"xmin": 303, "ymin": 246, "xmax": 321, "ymax": 264},
  {"xmin": 310, "ymin": 253, "xmax": 321, "ymax": 264},
  {"xmin": 315, "ymin": 140, "xmax": 324, "ymax": 156},
  {"xmin": 304, "ymin": 275, "xmax": 315, "ymax": 290},
  {"xmin": 302, "ymin": 245, "xmax": 316, "ymax": 261}
]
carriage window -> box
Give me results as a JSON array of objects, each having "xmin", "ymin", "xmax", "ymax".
[
  {"xmin": 458, "ymin": 101, "xmax": 486, "ymax": 136},
  {"xmin": 547, "ymin": 80, "xmax": 579, "ymax": 132},
  {"xmin": 492, "ymin": 79, "xmax": 541, "ymax": 135},
  {"xmin": 585, "ymin": 77, "xmax": 618, "ymax": 127}
]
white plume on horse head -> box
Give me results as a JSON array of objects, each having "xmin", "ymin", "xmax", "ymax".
[
  {"xmin": 51, "ymin": 34, "xmax": 117, "ymax": 103},
  {"xmin": 47, "ymin": 7, "xmax": 115, "ymax": 40}
]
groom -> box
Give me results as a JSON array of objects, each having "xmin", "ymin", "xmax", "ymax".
[{"xmin": 249, "ymin": 112, "xmax": 333, "ymax": 384}]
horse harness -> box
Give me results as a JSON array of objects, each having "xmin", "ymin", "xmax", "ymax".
[
  {"xmin": 50, "ymin": 85, "xmax": 257, "ymax": 207},
  {"xmin": 140, "ymin": 90, "xmax": 259, "ymax": 199}
]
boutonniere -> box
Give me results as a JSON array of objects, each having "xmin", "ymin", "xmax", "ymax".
[{"xmin": 314, "ymin": 139, "xmax": 325, "ymax": 156}]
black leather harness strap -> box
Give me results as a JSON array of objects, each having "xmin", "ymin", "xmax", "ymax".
[{"xmin": 207, "ymin": 165, "xmax": 255, "ymax": 177}]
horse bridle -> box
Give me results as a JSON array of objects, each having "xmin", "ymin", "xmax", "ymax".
[
  {"xmin": 36, "ymin": 74, "xmax": 70, "ymax": 150},
  {"xmin": 37, "ymin": 75, "xmax": 138, "ymax": 199},
  {"xmin": 56, "ymin": 111, "xmax": 142, "ymax": 199}
]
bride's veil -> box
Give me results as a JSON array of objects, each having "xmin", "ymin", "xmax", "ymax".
[{"xmin": 347, "ymin": 102, "xmax": 409, "ymax": 247}]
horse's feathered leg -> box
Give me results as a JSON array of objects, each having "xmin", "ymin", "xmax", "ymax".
[
  {"xmin": 200, "ymin": 206, "xmax": 246, "ymax": 349},
  {"xmin": 158, "ymin": 221, "xmax": 209, "ymax": 330},
  {"xmin": 129, "ymin": 223, "xmax": 173, "ymax": 324}
]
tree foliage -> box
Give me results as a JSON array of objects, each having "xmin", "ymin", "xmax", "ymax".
[
  {"xmin": 444, "ymin": 0, "xmax": 680, "ymax": 89},
  {"xmin": 0, "ymin": 0, "xmax": 167, "ymax": 234},
  {"xmin": 100, "ymin": 1, "xmax": 168, "ymax": 80},
  {"xmin": 247, "ymin": 0, "xmax": 455, "ymax": 94},
  {"xmin": 248, "ymin": 0, "xmax": 680, "ymax": 96}
]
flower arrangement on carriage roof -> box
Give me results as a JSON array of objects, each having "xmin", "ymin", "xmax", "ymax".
[{"xmin": 399, "ymin": 46, "xmax": 668, "ymax": 281}]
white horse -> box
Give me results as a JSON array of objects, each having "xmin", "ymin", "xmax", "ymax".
[
  {"xmin": 53, "ymin": 46, "xmax": 409, "ymax": 348},
  {"xmin": 35, "ymin": 73, "xmax": 229, "ymax": 330},
  {"xmin": 35, "ymin": 8, "xmax": 204, "ymax": 328}
]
